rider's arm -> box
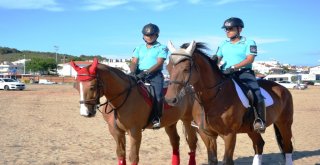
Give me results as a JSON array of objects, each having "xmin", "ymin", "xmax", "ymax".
[
  {"xmin": 146, "ymin": 58, "xmax": 165, "ymax": 74},
  {"xmin": 233, "ymin": 40, "xmax": 257, "ymax": 69},
  {"xmin": 233, "ymin": 54, "xmax": 255, "ymax": 69},
  {"xmin": 130, "ymin": 57, "xmax": 138, "ymax": 73}
]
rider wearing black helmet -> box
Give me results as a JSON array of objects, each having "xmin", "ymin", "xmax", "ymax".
[
  {"xmin": 130, "ymin": 23, "xmax": 168, "ymax": 129},
  {"xmin": 215, "ymin": 17, "xmax": 266, "ymax": 133}
]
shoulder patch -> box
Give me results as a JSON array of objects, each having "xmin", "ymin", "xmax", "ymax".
[
  {"xmin": 250, "ymin": 45, "xmax": 257, "ymax": 53},
  {"xmin": 162, "ymin": 47, "xmax": 169, "ymax": 52}
]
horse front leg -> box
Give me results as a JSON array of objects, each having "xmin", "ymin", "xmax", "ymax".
[
  {"xmin": 222, "ymin": 133, "xmax": 236, "ymax": 165},
  {"xmin": 181, "ymin": 120, "xmax": 198, "ymax": 165},
  {"xmin": 198, "ymin": 130, "xmax": 219, "ymax": 165},
  {"xmin": 164, "ymin": 122, "xmax": 181, "ymax": 165},
  {"xmin": 128, "ymin": 128, "xmax": 142, "ymax": 165},
  {"xmin": 107, "ymin": 123, "xmax": 126, "ymax": 165},
  {"xmin": 247, "ymin": 132, "xmax": 265, "ymax": 165}
]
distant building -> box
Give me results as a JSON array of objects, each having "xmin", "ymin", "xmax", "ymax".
[
  {"xmin": 309, "ymin": 65, "xmax": 320, "ymax": 74},
  {"xmin": 57, "ymin": 58, "xmax": 131, "ymax": 77}
]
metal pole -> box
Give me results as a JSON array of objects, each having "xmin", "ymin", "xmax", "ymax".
[
  {"xmin": 24, "ymin": 54, "xmax": 26, "ymax": 74},
  {"xmin": 54, "ymin": 46, "xmax": 59, "ymax": 75}
]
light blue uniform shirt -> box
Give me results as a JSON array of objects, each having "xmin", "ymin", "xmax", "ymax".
[
  {"xmin": 133, "ymin": 42, "xmax": 168, "ymax": 70},
  {"xmin": 216, "ymin": 37, "xmax": 257, "ymax": 70}
]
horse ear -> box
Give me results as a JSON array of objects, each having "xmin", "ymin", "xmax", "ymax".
[
  {"xmin": 186, "ymin": 40, "xmax": 196, "ymax": 55},
  {"xmin": 167, "ymin": 40, "xmax": 176, "ymax": 53},
  {"xmin": 70, "ymin": 60, "xmax": 81, "ymax": 72},
  {"xmin": 89, "ymin": 58, "xmax": 98, "ymax": 74}
]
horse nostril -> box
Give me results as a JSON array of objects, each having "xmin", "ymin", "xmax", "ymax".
[{"xmin": 172, "ymin": 98, "xmax": 178, "ymax": 104}]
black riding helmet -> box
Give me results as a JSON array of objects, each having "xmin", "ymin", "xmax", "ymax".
[
  {"xmin": 222, "ymin": 17, "xmax": 244, "ymax": 28},
  {"xmin": 142, "ymin": 23, "xmax": 160, "ymax": 36}
]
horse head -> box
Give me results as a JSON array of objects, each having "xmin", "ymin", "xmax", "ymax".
[
  {"xmin": 71, "ymin": 58, "xmax": 102, "ymax": 117},
  {"xmin": 165, "ymin": 40, "xmax": 199, "ymax": 106}
]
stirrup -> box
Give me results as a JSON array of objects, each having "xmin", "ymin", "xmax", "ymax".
[
  {"xmin": 152, "ymin": 118, "xmax": 161, "ymax": 129},
  {"xmin": 191, "ymin": 121, "xmax": 199, "ymax": 129},
  {"xmin": 253, "ymin": 118, "xmax": 266, "ymax": 133}
]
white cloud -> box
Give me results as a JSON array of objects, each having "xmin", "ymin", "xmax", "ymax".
[
  {"xmin": 0, "ymin": 0, "xmax": 63, "ymax": 11},
  {"xmin": 153, "ymin": 1, "xmax": 178, "ymax": 11},
  {"xmin": 253, "ymin": 37, "xmax": 288, "ymax": 44},
  {"xmin": 82, "ymin": 0, "xmax": 128, "ymax": 11},
  {"xmin": 188, "ymin": 0, "xmax": 202, "ymax": 4},
  {"xmin": 81, "ymin": 0, "xmax": 178, "ymax": 11},
  {"xmin": 215, "ymin": 0, "xmax": 255, "ymax": 5}
]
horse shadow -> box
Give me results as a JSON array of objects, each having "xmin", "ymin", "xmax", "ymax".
[{"xmin": 200, "ymin": 149, "xmax": 320, "ymax": 165}]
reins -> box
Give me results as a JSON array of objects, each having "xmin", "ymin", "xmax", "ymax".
[
  {"xmin": 99, "ymin": 75, "xmax": 134, "ymax": 114},
  {"xmin": 77, "ymin": 70, "xmax": 135, "ymax": 115}
]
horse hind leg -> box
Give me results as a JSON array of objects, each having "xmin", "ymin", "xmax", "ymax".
[
  {"xmin": 273, "ymin": 123, "xmax": 294, "ymax": 165},
  {"xmin": 165, "ymin": 123, "xmax": 181, "ymax": 165},
  {"xmin": 247, "ymin": 131, "xmax": 265, "ymax": 165},
  {"xmin": 182, "ymin": 120, "xmax": 198, "ymax": 165}
]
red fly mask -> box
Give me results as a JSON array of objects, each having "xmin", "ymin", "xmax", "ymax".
[{"xmin": 70, "ymin": 58, "xmax": 98, "ymax": 81}]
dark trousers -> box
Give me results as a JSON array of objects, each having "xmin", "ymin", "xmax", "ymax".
[
  {"xmin": 145, "ymin": 71, "xmax": 164, "ymax": 102},
  {"xmin": 235, "ymin": 69, "xmax": 264, "ymax": 104}
]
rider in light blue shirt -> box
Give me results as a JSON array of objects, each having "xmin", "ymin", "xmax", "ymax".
[
  {"xmin": 215, "ymin": 17, "xmax": 266, "ymax": 133},
  {"xmin": 217, "ymin": 37, "xmax": 257, "ymax": 70},
  {"xmin": 133, "ymin": 42, "xmax": 168, "ymax": 70},
  {"xmin": 130, "ymin": 23, "xmax": 168, "ymax": 129}
]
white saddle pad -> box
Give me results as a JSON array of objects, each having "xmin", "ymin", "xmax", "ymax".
[{"xmin": 232, "ymin": 79, "xmax": 273, "ymax": 108}]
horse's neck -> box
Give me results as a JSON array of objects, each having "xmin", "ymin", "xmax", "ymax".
[
  {"xmin": 194, "ymin": 56, "xmax": 224, "ymax": 102},
  {"xmin": 97, "ymin": 68, "xmax": 130, "ymax": 102}
]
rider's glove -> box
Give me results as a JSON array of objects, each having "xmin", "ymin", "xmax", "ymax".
[
  {"xmin": 223, "ymin": 66, "xmax": 235, "ymax": 74},
  {"xmin": 136, "ymin": 71, "xmax": 149, "ymax": 79}
]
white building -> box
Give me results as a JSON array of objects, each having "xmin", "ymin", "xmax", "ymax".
[
  {"xmin": 57, "ymin": 59, "xmax": 131, "ymax": 77},
  {"xmin": 309, "ymin": 65, "xmax": 320, "ymax": 74},
  {"xmin": 101, "ymin": 59, "xmax": 130, "ymax": 73},
  {"xmin": 253, "ymin": 60, "xmax": 283, "ymax": 74}
]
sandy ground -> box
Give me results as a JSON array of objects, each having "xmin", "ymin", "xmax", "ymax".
[{"xmin": 0, "ymin": 84, "xmax": 319, "ymax": 165}]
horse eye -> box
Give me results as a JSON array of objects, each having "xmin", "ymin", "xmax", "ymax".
[{"xmin": 183, "ymin": 67, "xmax": 190, "ymax": 73}]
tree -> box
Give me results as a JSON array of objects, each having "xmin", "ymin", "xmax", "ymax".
[{"xmin": 26, "ymin": 57, "xmax": 57, "ymax": 75}]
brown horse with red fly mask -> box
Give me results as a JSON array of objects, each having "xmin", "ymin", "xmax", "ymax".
[
  {"xmin": 71, "ymin": 58, "xmax": 205, "ymax": 165},
  {"xmin": 165, "ymin": 41, "xmax": 294, "ymax": 165}
]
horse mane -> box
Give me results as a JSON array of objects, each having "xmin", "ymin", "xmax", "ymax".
[
  {"xmin": 97, "ymin": 63, "xmax": 135, "ymax": 81},
  {"xmin": 180, "ymin": 42, "xmax": 222, "ymax": 74}
]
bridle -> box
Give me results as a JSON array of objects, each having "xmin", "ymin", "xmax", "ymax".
[
  {"xmin": 78, "ymin": 74, "xmax": 101, "ymax": 106},
  {"xmin": 77, "ymin": 71, "xmax": 134, "ymax": 114},
  {"xmin": 168, "ymin": 53, "xmax": 226, "ymax": 106},
  {"xmin": 168, "ymin": 54, "xmax": 194, "ymax": 88}
]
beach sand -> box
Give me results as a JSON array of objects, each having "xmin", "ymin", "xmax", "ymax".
[{"xmin": 0, "ymin": 84, "xmax": 319, "ymax": 165}]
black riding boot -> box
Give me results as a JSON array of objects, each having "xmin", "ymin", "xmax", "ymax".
[
  {"xmin": 152, "ymin": 99, "xmax": 163, "ymax": 129},
  {"xmin": 253, "ymin": 101, "xmax": 266, "ymax": 133}
]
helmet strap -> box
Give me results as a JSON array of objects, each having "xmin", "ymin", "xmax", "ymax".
[
  {"xmin": 230, "ymin": 27, "xmax": 241, "ymax": 41},
  {"xmin": 143, "ymin": 34, "xmax": 158, "ymax": 45}
]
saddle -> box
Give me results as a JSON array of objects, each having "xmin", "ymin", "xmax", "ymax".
[
  {"xmin": 137, "ymin": 81, "xmax": 171, "ymax": 128},
  {"xmin": 231, "ymin": 78, "xmax": 273, "ymax": 109}
]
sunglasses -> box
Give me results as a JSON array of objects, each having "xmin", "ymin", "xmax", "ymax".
[{"xmin": 224, "ymin": 27, "xmax": 235, "ymax": 32}]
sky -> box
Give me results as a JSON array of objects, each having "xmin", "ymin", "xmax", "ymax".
[{"xmin": 0, "ymin": 0, "xmax": 319, "ymax": 66}]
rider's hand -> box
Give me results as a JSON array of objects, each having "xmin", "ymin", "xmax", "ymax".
[
  {"xmin": 136, "ymin": 71, "xmax": 149, "ymax": 79},
  {"xmin": 223, "ymin": 66, "xmax": 235, "ymax": 74}
]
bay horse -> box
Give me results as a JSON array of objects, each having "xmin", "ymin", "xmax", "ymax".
[
  {"xmin": 70, "ymin": 58, "xmax": 200, "ymax": 165},
  {"xmin": 164, "ymin": 41, "xmax": 294, "ymax": 165}
]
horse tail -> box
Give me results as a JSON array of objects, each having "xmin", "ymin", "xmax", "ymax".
[{"xmin": 273, "ymin": 124, "xmax": 285, "ymax": 159}]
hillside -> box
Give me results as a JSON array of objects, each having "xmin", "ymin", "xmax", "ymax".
[{"xmin": 0, "ymin": 46, "xmax": 106, "ymax": 63}]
